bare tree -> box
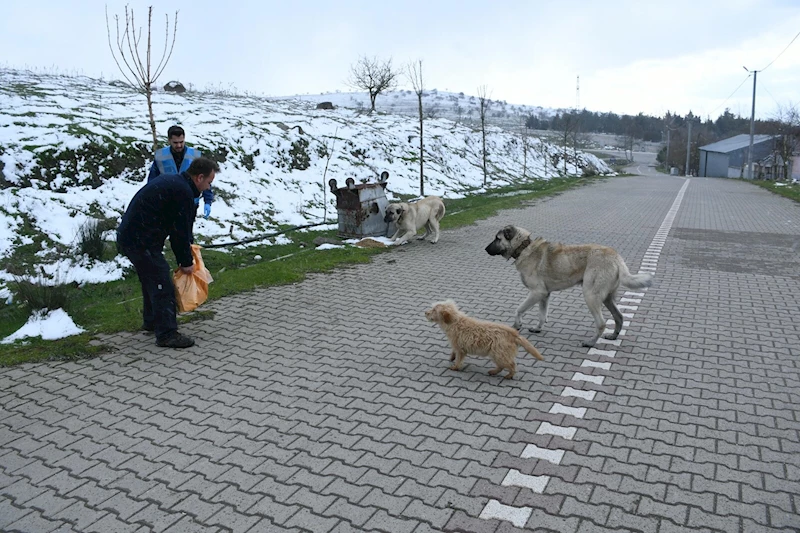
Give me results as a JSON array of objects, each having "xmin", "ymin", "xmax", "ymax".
[
  {"xmin": 477, "ymin": 85, "xmax": 491, "ymax": 185},
  {"xmin": 348, "ymin": 56, "xmax": 398, "ymax": 113},
  {"xmin": 106, "ymin": 5, "xmax": 178, "ymax": 154},
  {"xmin": 555, "ymin": 111, "xmax": 580, "ymax": 175},
  {"xmin": 769, "ymin": 103, "xmax": 800, "ymax": 180},
  {"xmin": 519, "ymin": 114, "xmax": 530, "ymax": 180},
  {"xmin": 406, "ymin": 59, "xmax": 425, "ymax": 196}
]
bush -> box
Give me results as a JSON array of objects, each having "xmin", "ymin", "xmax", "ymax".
[
  {"xmin": 77, "ymin": 218, "xmax": 104, "ymax": 260},
  {"xmin": 13, "ymin": 278, "xmax": 72, "ymax": 313}
]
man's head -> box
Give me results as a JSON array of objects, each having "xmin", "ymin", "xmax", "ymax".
[
  {"xmin": 167, "ymin": 125, "xmax": 186, "ymax": 152},
  {"xmin": 187, "ymin": 157, "xmax": 219, "ymax": 191}
]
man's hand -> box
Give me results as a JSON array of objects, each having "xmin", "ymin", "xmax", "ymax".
[
  {"xmin": 204, "ymin": 203, "xmax": 211, "ymax": 219},
  {"xmin": 194, "ymin": 197, "xmax": 200, "ymax": 206},
  {"xmin": 180, "ymin": 265, "xmax": 194, "ymax": 275}
]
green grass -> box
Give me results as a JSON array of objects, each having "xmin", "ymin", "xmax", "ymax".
[
  {"xmin": 0, "ymin": 174, "xmax": 609, "ymax": 366},
  {"xmin": 748, "ymin": 179, "xmax": 800, "ymax": 203}
]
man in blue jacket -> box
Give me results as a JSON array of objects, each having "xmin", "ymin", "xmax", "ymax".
[
  {"xmin": 148, "ymin": 125, "xmax": 214, "ymax": 220},
  {"xmin": 118, "ymin": 157, "xmax": 219, "ymax": 348}
]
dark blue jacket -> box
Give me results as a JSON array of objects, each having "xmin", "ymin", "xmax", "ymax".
[
  {"xmin": 148, "ymin": 146, "xmax": 213, "ymax": 205},
  {"xmin": 117, "ymin": 172, "xmax": 200, "ymax": 267}
]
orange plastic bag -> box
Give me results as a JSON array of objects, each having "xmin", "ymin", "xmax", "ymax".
[{"xmin": 173, "ymin": 244, "xmax": 214, "ymax": 313}]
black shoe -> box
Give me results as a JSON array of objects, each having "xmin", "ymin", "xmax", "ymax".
[
  {"xmin": 156, "ymin": 332, "xmax": 195, "ymax": 348},
  {"xmin": 141, "ymin": 323, "xmax": 155, "ymax": 335}
]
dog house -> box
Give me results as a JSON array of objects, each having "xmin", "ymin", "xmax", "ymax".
[{"xmin": 329, "ymin": 172, "xmax": 391, "ymax": 238}]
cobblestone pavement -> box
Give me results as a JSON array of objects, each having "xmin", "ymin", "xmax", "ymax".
[{"xmin": 1, "ymin": 175, "xmax": 799, "ymax": 532}]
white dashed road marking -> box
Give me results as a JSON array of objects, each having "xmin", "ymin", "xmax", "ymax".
[
  {"xmin": 479, "ymin": 500, "xmax": 532, "ymax": 528},
  {"xmin": 502, "ymin": 470, "xmax": 550, "ymax": 493},
  {"xmin": 521, "ymin": 444, "xmax": 565, "ymax": 464}
]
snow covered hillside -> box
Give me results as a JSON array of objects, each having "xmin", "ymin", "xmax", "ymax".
[
  {"xmin": 280, "ymin": 88, "xmax": 555, "ymax": 130},
  {"xmin": 0, "ymin": 68, "xmax": 611, "ymax": 299}
]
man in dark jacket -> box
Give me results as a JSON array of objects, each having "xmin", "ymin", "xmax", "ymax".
[{"xmin": 118, "ymin": 157, "xmax": 219, "ymax": 348}]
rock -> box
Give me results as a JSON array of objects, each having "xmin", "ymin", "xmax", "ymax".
[
  {"xmin": 316, "ymin": 101, "xmax": 334, "ymax": 110},
  {"xmin": 313, "ymin": 236, "xmax": 342, "ymax": 247},
  {"xmin": 164, "ymin": 81, "xmax": 186, "ymax": 93}
]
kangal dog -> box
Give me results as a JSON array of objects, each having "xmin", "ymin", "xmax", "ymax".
[
  {"xmin": 384, "ymin": 196, "xmax": 446, "ymax": 244},
  {"xmin": 485, "ymin": 225, "xmax": 653, "ymax": 347},
  {"xmin": 425, "ymin": 299, "xmax": 544, "ymax": 380}
]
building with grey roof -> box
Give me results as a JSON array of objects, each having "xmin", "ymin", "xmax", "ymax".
[{"xmin": 698, "ymin": 134, "xmax": 775, "ymax": 178}]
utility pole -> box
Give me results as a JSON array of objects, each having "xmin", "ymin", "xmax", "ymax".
[
  {"xmin": 744, "ymin": 67, "xmax": 758, "ymax": 179},
  {"xmin": 666, "ymin": 128, "xmax": 671, "ymax": 173},
  {"xmin": 685, "ymin": 118, "xmax": 693, "ymax": 176}
]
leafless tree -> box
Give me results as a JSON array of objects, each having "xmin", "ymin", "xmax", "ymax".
[
  {"xmin": 769, "ymin": 103, "xmax": 800, "ymax": 180},
  {"xmin": 557, "ymin": 112, "xmax": 580, "ymax": 174},
  {"xmin": 519, "ymin": 114, "xmax": 530, "ymax": 180},
  {"xmin": 477, "ymin": 85, "xmax": 491, "ymax": 185},
  {"xmin": 348, "ymin": 56, "xmax": 398, "ymax": 113},
  {"xmin": 406, "ymin": 59, "xmax": 425, "ymax": 196},
  {"xmin": 106, "ymin": 5, "xmax": 178, "ymax": 154}
]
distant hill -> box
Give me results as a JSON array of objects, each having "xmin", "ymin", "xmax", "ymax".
[{"xmin": 274, "ymin": 89, "xmax": 556, "ymax": 131}]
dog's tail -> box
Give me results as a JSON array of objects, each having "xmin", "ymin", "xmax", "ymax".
[
  {"xmin": 436, "ymin": 203, "xmax": 446, "ymax": 221},
  {"xmin": 516, "ymin": 335, "xmax": 544, "ymax": 361},
  {"xmin": 618, "ymin": 258, "xmax": 653, "ymax": 289}
]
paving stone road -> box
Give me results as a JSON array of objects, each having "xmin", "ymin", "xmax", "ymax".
[{"xmin": 1, "ymin": 175, "xmax": 799, "ymax": 532}]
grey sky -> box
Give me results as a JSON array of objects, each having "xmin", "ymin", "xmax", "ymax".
[{"xmin": 3, "ymin": 0, "xmax": 798, "ymax": 119}]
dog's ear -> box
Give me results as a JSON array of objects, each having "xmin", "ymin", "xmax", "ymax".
[
  {"xmin": 503, "ymin": 226, "xmax": 515, "ymax": 241},
  {"xmin": 441, "ymin": 310, "xmax": 453, "ymax": 324}
]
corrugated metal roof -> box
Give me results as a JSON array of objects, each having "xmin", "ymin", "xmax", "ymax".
[{"xmin": 699, "ymin": 134, "xmax": 774, "ymax": 153}]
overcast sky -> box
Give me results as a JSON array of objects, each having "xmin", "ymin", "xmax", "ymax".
[{"xmin": 2, "ymin": 0, "xmax": 798, "ymax": 120}]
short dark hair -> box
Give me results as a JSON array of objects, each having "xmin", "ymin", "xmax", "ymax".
[
  {"xmin": 187, "ymin": 157, "xmax": 219, "ymax": 177},
  {"xmin": 167, "ymin": 125, "xmax": 185, "ymax": 138}
]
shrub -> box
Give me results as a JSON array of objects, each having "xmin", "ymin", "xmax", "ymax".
[
  {"xmin": 13, "ymin": 278, "xmax": 72, "ymax": 313},
  {"xmin": 77, "ymin": 218, "xmax": 104, "ymax": 260}
]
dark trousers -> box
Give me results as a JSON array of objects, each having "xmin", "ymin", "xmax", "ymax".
[{"xmin": 122, "ymin": 247, "xmax": 178, "ymax": 341}]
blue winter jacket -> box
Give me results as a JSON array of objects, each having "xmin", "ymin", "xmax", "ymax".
[{"xmin": 148, "ymin": 146, "xmax": 213, "ymax": 205}]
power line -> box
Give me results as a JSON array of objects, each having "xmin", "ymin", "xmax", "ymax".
[
  {"xmin": 759, "ymin": 80, "xmax": 781, "ymax": 110},
  {"xmin": 708, "ymin": 74, "xmax": 752, "ymax": 117},
  {"xmin": 760, "ymin": 28, "xmax": 800, "ymax": 72}
]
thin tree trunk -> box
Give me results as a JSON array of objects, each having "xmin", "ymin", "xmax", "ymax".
[
  {"xmin": 522, "ymin": 140, "xmax": 527, "ymax": 180},
  {"xmin": 418, "ymin": 93, "xmax": 424, "ymax": 196},
  {"xmin": 146, "ymin": 83, "xmax": 157, "ymax": 154},
  {"xmin": 482, "ymin": 122, "xmax": 487, "ymax": 185}
]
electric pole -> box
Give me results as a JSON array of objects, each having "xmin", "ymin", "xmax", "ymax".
[
  {"xmin": 744, "ymin": 67, "xmax": 758, "ymax": 179},
  {"xmin": 666, "ymin": 128, "xmax": 671, "ymax": 173},
  {"xmin": 685, "ymin": 118, "xmax": 693, "ymax": 176}
]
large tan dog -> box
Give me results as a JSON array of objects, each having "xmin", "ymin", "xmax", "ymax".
[
  {"xmin": 425, "ymin": 299, "xmax": 544, "ymax": 379},
  {"xmin": 384, "ymin": 196, "xmax": 445, "ymax": 244},
  {"xmin": 485, "ymin": 225, "xmax": 653, "ymax": 347}
]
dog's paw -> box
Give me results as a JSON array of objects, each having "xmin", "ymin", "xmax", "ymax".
[
  {"xmin": 602, "ymin": 333, "xmax": 619, "ymax": 340},
  {"xmin": 581, "ymin": 339, "xmax": 597, "ymax": 347},
  {"xmin": 449, "ymin": 364, "xmax": 462, "ymax": 371},
  {"xmin": 528, "ymin": 327, "xmax": 541, "ymax": 333},
  {"xmin": 449, "ymin": 352, "xmax": 456, "ymax": 362}
]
